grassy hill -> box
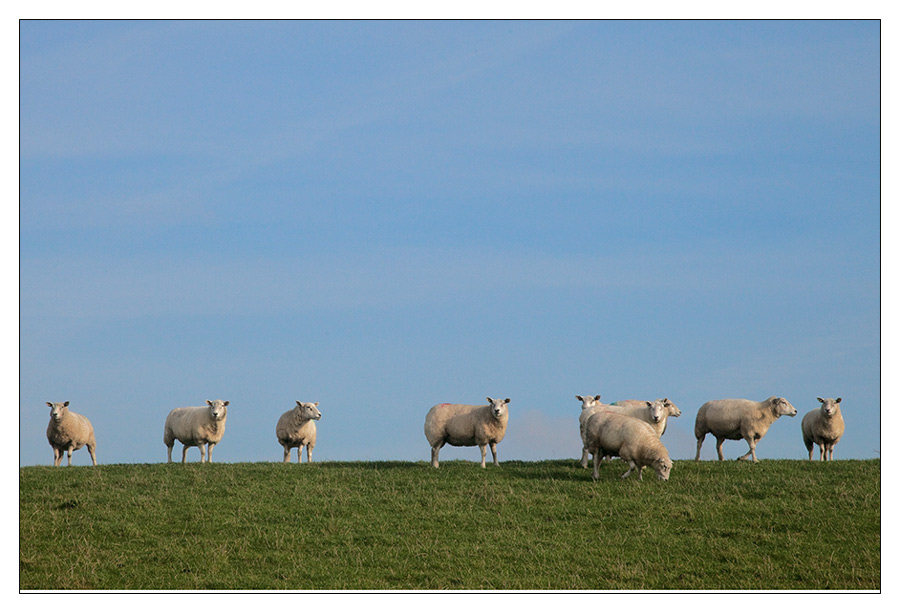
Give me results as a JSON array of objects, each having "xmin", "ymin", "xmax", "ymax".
[{"xmin": 19, "ymin": 459, "xmax": 879, "ymax": 591}]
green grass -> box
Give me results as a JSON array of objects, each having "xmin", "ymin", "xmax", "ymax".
[{"xmin": 19, "ymin": 459, "xmax": 880, "ymax": 591}]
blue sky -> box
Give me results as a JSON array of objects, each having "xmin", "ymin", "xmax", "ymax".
[{"xmin": 18, "ymin": 19, "xmax": 881, "ymax": 466}]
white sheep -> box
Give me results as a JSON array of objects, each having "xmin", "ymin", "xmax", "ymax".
[
  {"xmin": 276, "ymin": 401, "xmax": 322, "ymax": 463},
  {"xmin": 610, "ymin": 398, "xmax": 682, "ymax": 436},
  {"xmin": 424, "ymin": 397, "xmax": 510, "ymax": 468},
  {"xmin": 576, "ymin": 394, "xmax": 610, "ymax": 468},
  {"xmin": 583, "ymin": 410, "xmax": 673, "ymax": 481},
  {"xmin": 607, "ymin": 398, "xmax": 674, "ymax": 438},
  {"xmin": 163, "ymin": 399, "xmax": 230, "ymax": 463},
  {"xmin": 45, "ymin": 401, "xmax": 97, "ymax": 467},
  {"xmin": 801, "ymin": 397, "xmax": 844, "ymax": 461},
  {"xmin": 694, "ymin": 396, "xmax": 797, "ymax": 462}
]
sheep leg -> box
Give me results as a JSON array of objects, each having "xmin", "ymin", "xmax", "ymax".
[
  {"xmin": 621, "ymin": 461, "xmax": 638, "ymax": 480},
  {"xmin": 306, "ymin": 445, "xmax": 313, "ymax": 463},
  {"xmin": 53, "ymin": 448, "xmax": 62, "ymax": 467},
  {"xmin": 167, "ymin": 445, "xmax": 173, "ymax": 463},
  {"xmin": 66, "ymin": 448, "xmax": 73, "ymax": 466},
  {"xmin": 479, "ymin": 444, "xmax": 487, "ymax": 468},
  {"xmin": 182, "ymin": 444, "xmax": 189, "ymax": 464},
  {"xmin": 592, "ymin": 450, "xmax": 601, "ymax": 481},
  {"xmin": 738, "ymin": 437, "xmax": 758, "ymax": 462},
  {"xmin": 430, "ymin": 444, "xmax": 442, "ymax": 468},
  {"xmin": 283, "ymin": 446, "xmax": 291, "ymax": 463},
  {"xmin": 694, "ymin": 435, "xmax": 704, "ymax": 461},
  {"xmin": 206, "ymin": 443, "xmax": 215, "ymax": 463},
  {"xmin": 580, "ymin": 447, "xmax": 591, "ymax": 469},
  {"xmin": 87, "ymin": 444, "xmax": 97, "ymax": 466},
  {"xmin": 826, "ymin": 444, "xmax": 834, "ymax": 461},
  {"xmin": 489, "ymin": 442, "xmax": 499, "ymax": 466},
  {"xmin": 715, "ymin": 437, "xmax": 726, "ymax": 461},
  {"xmin": 297, "ymin": 445, "xmax": 303, "ymax": 463}
]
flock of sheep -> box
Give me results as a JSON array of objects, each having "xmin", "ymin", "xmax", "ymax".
[{"xmin": 40, "ymin": 394, "xmax": 846, "ymax": 478}]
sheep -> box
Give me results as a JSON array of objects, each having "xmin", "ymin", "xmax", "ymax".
[
  {"xmin": 583, "ymin": 410, "xmax": 673, "ymax": 482},
  {"xmin": 694, "ymin": 396, "xmax": 797, "ymax": 462},
  {"xmin": 801, "ymin": 397, "xmax": 844, "ymax": 461},
  {"xmin": 163, "ymin": 399, "xmax": 230, "ymax": 463},
  {"xmin": 576, "ymin": 394, "xmax": 610, "ymax": 468},
  {"xmin": 576, "ymin": 397, "xmax": 672, "ymax": 467},
  {"xmin": 607, "ymin": 398, "xmax": 675, "ymax": 438},
  {"xmin": 276, "ymin": 401, "xmax": 322, "ymax": 463},
  {"xmin": 45, "ymin": 401, "xmax": 97, "ymax": 467},
  {"xmin": 610, "ymin": 398, "xmax": 682, "ymax": 436},
  {"xmin": 424, "ymin": 397, "xmax": 510, "ymax": 468}
]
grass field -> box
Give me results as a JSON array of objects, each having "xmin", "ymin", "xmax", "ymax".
[{"xmin": 19, "ymin": 459, "xmax": 879, "ymax": 591}]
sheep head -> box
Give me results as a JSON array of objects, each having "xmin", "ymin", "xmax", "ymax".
[
  {"xmin": 486, "ymin": 397, "xmax": 510, "ymax": 420},
  {"xmin": 46, "ymin": 401, "xmax": 70, "ymax": 422},
  {"xmin": 206, "ymin": 399, "xmax": 229, "ymax": 421}
]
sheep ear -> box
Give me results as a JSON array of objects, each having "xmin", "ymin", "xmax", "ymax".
[
  {"xmin": 46, "ymin": 402, "xmax": 52, "ymax": 408},
  {"xmin": 836, "ymin": 398, "xmax": 842, "ymax": 404},
  {"xmin": 486, "ymin": 397, "xmax": 494, "ymax": 404},
  {"xmin": 64, "ymin": 401, "xmax": 69, "ymax": 407},
  {"xmin": 296, "ymin": 401, "xmax": 302, "ymax": 407},
  {"xmin": 504, "ymin": 398, "xmax": 511, "ymax": 404},
  {"xmin": 817, "ymin": 397, "xmax": 825, "ymax": 404},
  {"xmin": 223, "ymin": 401, "xmax": 229, "ymax": 407},
  {"xmin": 576, "ymin": 395, "xmax": 584, "ymax": 402},
  {"xmin": 313, "ymin": 402, "xmax": 319, "ymax": 407},
  {"xmin": 595, "ymin": 395, "xmax": 602, "ymax": 401}
]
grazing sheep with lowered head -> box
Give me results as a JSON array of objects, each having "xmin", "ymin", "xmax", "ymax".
[
  {"xmin": 164, "ymin": 400, "xmax": 230, "ymax": 463},
  {"xmin": 694, "ymin": 396, "xmax": 796, "ymax": 462},
  {"xmin": 45, "ymin": 401, "xmax": 97, "ymax": 467},
  {"xmin": 276, "ymin": 401, "xmax": 322, "ymax": 463},
  {"xmin": 576, "ymin": 394, "xmax": 611, "ymax": 468},
  {"xmin": 584, "ymin": 410, "xmax": 672, "ymax": 482},
  {"xmin": 424, "ymin": 397, "xmax": 510, "ymax": 468},
  {"xmin": 801, "ymin": 397, "xmax": 844, "ymax": 461}
]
